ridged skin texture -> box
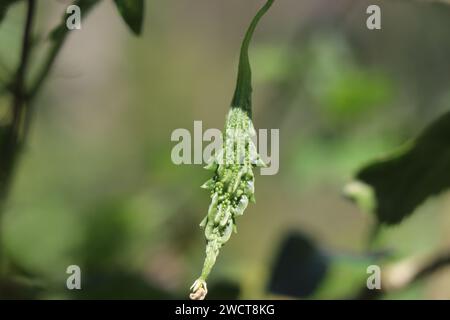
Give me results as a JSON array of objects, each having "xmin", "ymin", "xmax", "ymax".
[{"xmin": 190, "ymin": 108, "xmax": 265, "ymax": 300}]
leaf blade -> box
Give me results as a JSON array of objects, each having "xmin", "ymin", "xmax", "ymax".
[
  {"xmin": 113, "ymin": 0, "xmax": 144, "ymax": 36},
  {"xmin": 346, "ymin": 111, "xmax": 450, "ymax": 225}
]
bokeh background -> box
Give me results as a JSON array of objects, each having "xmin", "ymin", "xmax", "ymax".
[{"xmin": 1, "ymin": 0, "xmax": 450, "ymax": 299}]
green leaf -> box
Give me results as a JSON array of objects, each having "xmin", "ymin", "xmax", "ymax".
[
  {"xmin": 231, "ymin": 0, "xmax": 274, "ymax": 117},
  {"xmin": 0, "ymin": 0, "xmax": 21, "ymax": 24},
  {"xmin": 346, "ymin": 111, "xmax": 450, "ymax": 225},
  {"xmin": 113, "ymin": 0, "xmax": 144, "ymax": 36}
]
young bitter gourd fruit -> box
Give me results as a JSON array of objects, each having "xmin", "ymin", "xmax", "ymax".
[{"xmin": 190, "ymin": 0, "xmax": 275, "ymax": 300}]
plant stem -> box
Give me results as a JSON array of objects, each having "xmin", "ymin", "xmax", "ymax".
[
  {"xmin": 24, "ymin": 0, "xmax": 99, "ymax": 140},
  {"xmin": 28, "ymin": 0, "xmax": 100, "ymax": 100},
  {"xmin": 0, "ymin": 0, "xmax": 101, "ymax": 280},
  {"xmin": 0, "ymin": 0, "xmax": 36, "ymax": 277},
  {"xmin": 231, "ymin": 0, "xmax": 274, "ymax": 117},
  {"xmin": 27, "ymin": 34, "xmax": 64, "ymax": 100}
]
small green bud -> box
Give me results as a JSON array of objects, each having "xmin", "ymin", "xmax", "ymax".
[{"xmin": 201, "ymin": 179, "xmax": 215, "ymax": 190}]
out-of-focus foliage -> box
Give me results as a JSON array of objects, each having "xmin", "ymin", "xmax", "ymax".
[
  {"xmin": 0, "ymin": 0, "xmax": 20, "ymax": 24},
  {"xmin": 303, "ymin": 35, "xmax": 393, "ymax": 125},
  {"xmin": 268, "ymin": 231, "xmax": 390, "ymax": 299},
  {"xmin": 347, "ymin": 111, "xmax": 450, "ymax": 225},
  {"xmin": 1, "ymin": 0, "xmax": 450, "ymax": 299},
  {"xmin": 268, "ymin": 232, "xmax": 329, "ymax": 298}
]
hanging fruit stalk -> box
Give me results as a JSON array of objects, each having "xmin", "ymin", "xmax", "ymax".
[{"xmin": 190, "ymin": 0, "xmax": 275, "ymax": 300}]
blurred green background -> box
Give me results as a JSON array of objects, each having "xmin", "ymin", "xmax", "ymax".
[{"xmin": 1, "ymin": 0, "xmax": 450, "ymax": 299}]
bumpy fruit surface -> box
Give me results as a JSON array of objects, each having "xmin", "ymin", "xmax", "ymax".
[{"xmin": 189, "ymin": 108, "xmax": 265, "ymax": 300}]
